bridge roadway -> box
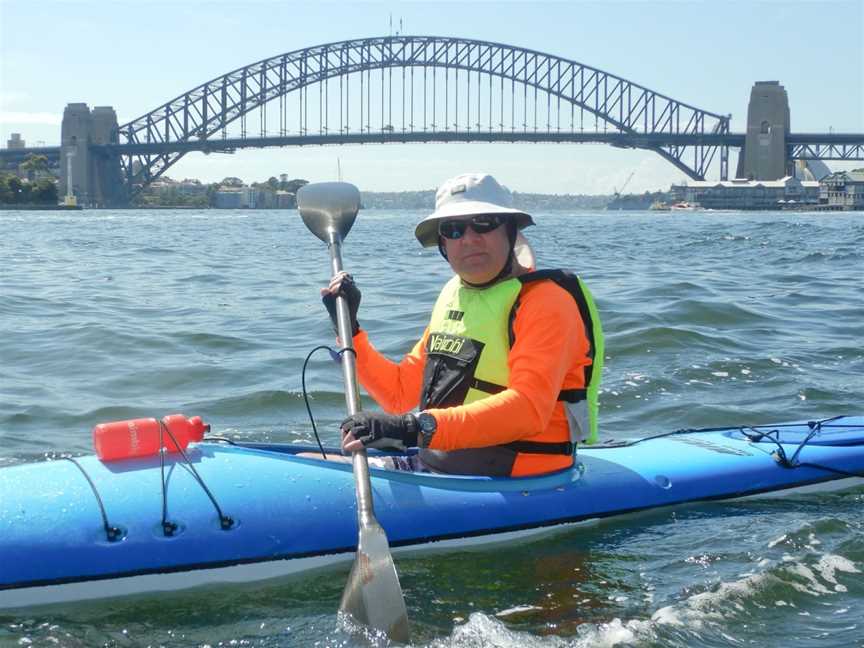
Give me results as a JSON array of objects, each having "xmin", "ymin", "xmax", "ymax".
[{"xmin": 3, "ymin": 132, "xmax": 862, "ymax": 161}]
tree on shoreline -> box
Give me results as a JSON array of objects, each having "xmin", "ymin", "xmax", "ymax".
[
  {"xmin": 19, "ymin": 154, "xmax": 51, "ymax": 181},
  {"xmin": 0, "ymin": 172, "xmax": 58, "ymax": 205}
]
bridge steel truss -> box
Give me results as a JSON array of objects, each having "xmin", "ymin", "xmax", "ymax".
[
  {"xmin": 117, "ymin": 36, "xmax": 732, "ymax": 197},
  {"xmin": 788, "ymin": 137, "xmax": 864, "ymax": 161}
]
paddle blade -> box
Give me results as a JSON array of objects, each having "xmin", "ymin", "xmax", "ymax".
[
  {"xmin": 296, "ymin": 182, "xmax": 360, "ymax": 243},
  {"xmin": 339, "ymin": 522, "xmax": 410, "ymax": 643}
]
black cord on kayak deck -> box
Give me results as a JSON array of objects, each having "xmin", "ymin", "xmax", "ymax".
[
  {"xmin": 598, "ymin": 416, "xmax": 863, "ymax": 449},
  {"xmin": 158, "ymin": 424, "xmax": 176, "ymax": 537},
  {"xmin": 158, "ymin": 420, "xmax": 234, "ymax": 536},
  {"xmin": 598, "ymin": 416, "xmax": 864, "ymax": 479},
  {"xmin": 301, "ymin": 344, "xmax": 357, "ymax": 460},
  {"xmin": 62, "ymin": 457, "xmax": 124, "ymax": 542},
  {"xmin": 200, "ymin": 435, "xmax": 236, "ymax": 445},
  {"xmin": 737, "ymin": 417, "xmax": 864, "ymax": 478}
]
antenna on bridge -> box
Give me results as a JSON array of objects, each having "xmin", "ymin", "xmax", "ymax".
[{"xmin": 389, "ymin": 13, "xmax": 392, "ymax": 36}]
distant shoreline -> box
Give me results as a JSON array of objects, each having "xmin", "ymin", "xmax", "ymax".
[
  {"xmin": 0, "ymin": 203, "xmax": 81, "ymax": 211},
  {"xmin": 1, "ymin": 205, "xmax": 634, "ymax": 212}
]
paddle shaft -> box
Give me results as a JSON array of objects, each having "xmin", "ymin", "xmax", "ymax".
[
  {"xmin": 298, "ymin": 182, "xmax": 408, "ymax": 641},
  {"xmin": 326, "ymin": 229, "xmax": 375, "ymax": 525}
]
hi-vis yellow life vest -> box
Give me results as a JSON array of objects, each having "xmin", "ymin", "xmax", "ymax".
[{"xmin": 418, "ymin": 270, "xmax": 603, "ymax": 474}]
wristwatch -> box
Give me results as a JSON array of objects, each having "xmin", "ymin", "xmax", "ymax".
[{"xmin": 416, "ymin": 412, "xmax": 438, "ymax": 447}]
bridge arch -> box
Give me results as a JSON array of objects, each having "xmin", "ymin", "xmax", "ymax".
[{"xmin": 119, "ymin": 36, "xmax": 730, "ymax": 195}]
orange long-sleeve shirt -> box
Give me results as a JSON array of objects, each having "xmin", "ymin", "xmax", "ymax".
[{"xmin": 353, "ymin": 279, "xmax": 591, "ymax": 476}]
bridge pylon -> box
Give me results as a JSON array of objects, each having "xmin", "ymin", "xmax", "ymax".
[
  {"xmin": 61, "ymin": 103, "xmax": 125, "ymax": 206},
  {"xmin": 737, "ymin": 81, "xmax": 792, "ymax": 180}
]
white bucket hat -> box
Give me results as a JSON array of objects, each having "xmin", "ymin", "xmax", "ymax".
[{"xmin": 414, "ymin": 173, "xmax": 534, "ymax": 247}]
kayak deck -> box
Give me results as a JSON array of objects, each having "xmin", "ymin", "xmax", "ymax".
[{"xmin": 1, "ymin": 415, "xmax": 862, "ymax": 609}]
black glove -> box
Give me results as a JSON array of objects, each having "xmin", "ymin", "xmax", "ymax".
[
  {"xmin": 322, "ymin": 274, "xmax": 361, "ymax": 337},
  {"xmin": 341, "ymin": 412, "xmax": 419, "ymax": 451}
]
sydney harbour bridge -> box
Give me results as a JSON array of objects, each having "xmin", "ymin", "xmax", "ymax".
[{"xmin": 3, "ymin": 36, "xmax": 863, "ymax": 205}]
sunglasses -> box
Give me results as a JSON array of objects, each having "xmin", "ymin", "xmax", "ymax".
[{"xmin": 438, "ymin": 214, "xmax": 505, "ymax": 240}]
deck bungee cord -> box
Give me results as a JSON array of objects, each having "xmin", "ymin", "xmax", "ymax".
[
  {"xmin": 598, "ymin": 417, "xmax": 864, "ymax": 479},
  {"xmin": 54, "ymin": 421, "xmax": 237, "ymax": 547},
  {"xmin": 61, "ymin": 457, "xmax": 124, "ymax": 542},
  {"xmin": 598, "ymin": 417, "xmax": 864, "ymax": 446},
  {"xmin": 738, "ymin": 418, "xmax": 864, "ymax": 478},
  {"xmin": 157, "ymin": 419, "xmax": 234, "ymax": 535}
]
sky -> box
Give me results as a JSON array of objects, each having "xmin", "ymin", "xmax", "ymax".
[{"xmin": 1, "ymin": 0, "xmax": 862, "ymax": 194}]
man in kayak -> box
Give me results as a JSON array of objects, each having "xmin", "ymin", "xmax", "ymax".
[{"xmin": 322, "ymin": 172, "xmax": 603, "ymax": 477}]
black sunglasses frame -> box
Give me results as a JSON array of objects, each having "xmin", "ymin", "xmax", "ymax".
[{"xmin": 438, "ymin": 214, "xmax": 506, "ymax": 240}]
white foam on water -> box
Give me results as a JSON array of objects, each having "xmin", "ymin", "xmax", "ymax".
[
  {"xmin": 495, "ymin": 605, "xmax": 544, "ymax": 618},
  {"xmin": 433, "ymin": 613, "xmax": 566, "ymax": 648},
  {"xmin": 817, "ymin": 554, "xmax": 860, "ymax": 579},
  {"xmin": 785, "ymin": 563, "xmax": 833, "ymax": 595},
  {"xmin": 720, "ymin": 632, "xmax": 743, "ymax": 644},
  {"xmin": 436, "ymin": 612, "xmax": 657, "ymax": 648},
  {"xmin": 435, "ymin": 532, "xmax": 861, "ymax": 647},
  {"xmin": 651, "ymin": 572, "xmax": 767, "ymax": 630},
  {"xmin": 768, "ymin": 534, "xmax": 787, "ymax": 548},
  {"xmin": 646, "ymin": 549, "xmax": 860, "ymax": 641},
  {"xmin": 440, "ymin": 550, "xmax": 860, "ymax": 647},
  {"xmin": 815, "ymin": 554, "xmax": 859, "ymax": 593},
  {"xmin": 577, "ymin": 618, "xmax": 655, "ymax": 648}
]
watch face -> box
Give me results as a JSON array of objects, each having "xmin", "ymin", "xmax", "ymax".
[{"xmin": 418, "ymin": 413, "xmax": 436, "ymax": 432}]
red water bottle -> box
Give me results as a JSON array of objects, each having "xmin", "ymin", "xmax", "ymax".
[{"xmin": 93, "ymin": 414, "xmax": 209, "ymax": 461}]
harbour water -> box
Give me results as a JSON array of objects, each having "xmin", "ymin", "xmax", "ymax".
[{"xmin": 1, "ymin": 208, "xmax": 862, "ymax": 647}]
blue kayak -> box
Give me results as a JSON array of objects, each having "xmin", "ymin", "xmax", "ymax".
[{"xmin": 1, "ymin": 415, "xmax": 863, "ymax": 609}]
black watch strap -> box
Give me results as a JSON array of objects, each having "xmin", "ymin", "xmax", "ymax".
[{"xmin": 416, "ymin": 412, "xmax": 437, "ymax": 447}]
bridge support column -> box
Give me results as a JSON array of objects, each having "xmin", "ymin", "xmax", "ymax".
[
  {"xmin": 736, "ymin": 81, "xmax": 791, "ymax": 180},
  {"xmin": 60, "ymin": 103, "xmax": 125, "ymax": 207}
]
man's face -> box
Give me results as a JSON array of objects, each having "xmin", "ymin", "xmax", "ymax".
[{"xmin": 441, "ymin": 216, "xmax": 511, "ymax": 285}]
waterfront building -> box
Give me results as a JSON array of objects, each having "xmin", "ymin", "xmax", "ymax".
[
  {"xmin": 6, "ymin": 133, "xmax": 25, "ymax": 149},
  {"xmin": 819, "ymin": 170, "xmax": 864, "ymax": 211},
  {"xmin": 275, "ymin": 191, "xmax": 297, "ymax": 208},
  {"xmin": 150, "ymin": 178, "xmax": 208, "ymax": 197},
  {"xmin": 671, "ymin": 176, "xmax": 819, "ymax": 210},
  {"xmin": 175, "ymin": 180, "xmax": 208, "ymax": 197},
  {"xmin": 251, "ymin": 187, "xmax": 277, "ymax": 209},
  {"xmin": 213, "ymin": 185, "xmax": 296, "ymax": 208},
  {"xmin": 214, "ymin": 187, "xmax": 249, "ymax": 208}
]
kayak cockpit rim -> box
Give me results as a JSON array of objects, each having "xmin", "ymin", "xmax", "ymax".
[{"xmin": 197, "ymin": 440, "xmax": 585, "ymax": 491}]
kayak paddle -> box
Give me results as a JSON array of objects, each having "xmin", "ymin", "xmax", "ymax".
[{"xmin": 296, "ymin": 181, "xmax": 410, "ymax": 643}]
